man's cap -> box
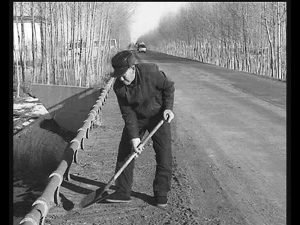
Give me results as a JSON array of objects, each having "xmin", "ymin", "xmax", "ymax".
[{"xmin": 111, "ymin": 50, "xmax": 136, "ymax": 77}]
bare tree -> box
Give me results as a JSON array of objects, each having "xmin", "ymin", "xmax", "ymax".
[
  {"xmin": 13, "ymin": 2, "xmax": 21, "ymax": 97},
  {"xmin": 13, "ymin": 2, "xmax": 137, "ymax": 96},
  {"xmin": 20, "ymin": 2, "xmax": 26, "ymax": 84},
  {"xmin": 31, "ymin": 2, "xmax": 36, "ymax": 84},
  {"xmin": 140, "ymin": 2, "xmax": 286, "ymax": 80}
]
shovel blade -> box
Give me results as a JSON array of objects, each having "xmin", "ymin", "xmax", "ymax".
[{"xmin": 80, "ymin": 188, "xmax": 109, "ymax": 208}]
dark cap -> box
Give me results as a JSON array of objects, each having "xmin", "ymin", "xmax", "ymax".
[{"xmin": 111, "ymin": 50, "xmax": 136, "ymax": 77}]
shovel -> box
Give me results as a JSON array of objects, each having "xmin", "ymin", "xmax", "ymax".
[{"xmin": 80, "ymin": 118, "xmax": 166, "ymax": 208}]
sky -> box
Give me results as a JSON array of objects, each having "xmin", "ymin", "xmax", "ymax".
[{"xmin": 129, "ymin": 2, "xmax": 187, "ymax": 43}]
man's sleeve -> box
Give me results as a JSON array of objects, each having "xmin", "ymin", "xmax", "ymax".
[
  {"xmin": 115, "ymin": 91, "xmax": 139, "ymax": 140},
  {"xmin": 156, "ymin": 71, "xmax": 175, "ymax": 111}
]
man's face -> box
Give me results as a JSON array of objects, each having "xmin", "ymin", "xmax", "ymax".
[{"xmin": 118, "ymin": 66, "xmax": 135, "ymax": 85}]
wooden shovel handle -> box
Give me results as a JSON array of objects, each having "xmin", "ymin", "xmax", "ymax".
[{"xmin": 105, "ymin": 119, "xmax": 165, "ymax": 190}]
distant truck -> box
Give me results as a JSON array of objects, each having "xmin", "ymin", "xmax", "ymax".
[{"xmin": 138, "ymin": 43, "xmax": 147, "ymax": 53}]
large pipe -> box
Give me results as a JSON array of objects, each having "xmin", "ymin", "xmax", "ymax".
[{"xmin": 20, "ymin": 78, "xmax": 115, "ymax": 225}]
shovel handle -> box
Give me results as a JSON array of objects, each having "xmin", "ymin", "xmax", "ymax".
[
  {"xmin": 104, "ymin": 119, "xmax": 165, "ymax": 191},
  {"xmin": 137, "ymin": 119, "xmax": 165, "ymax": 149}
]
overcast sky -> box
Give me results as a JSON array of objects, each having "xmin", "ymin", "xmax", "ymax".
[{"xmin": 129, "ymin": 2, "xmax": 187, "ymax": 43}]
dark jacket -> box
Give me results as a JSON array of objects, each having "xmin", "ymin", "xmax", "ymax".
[{"xmin": 113, "ymin": 63, "xmax": 175, "ymax": 140}]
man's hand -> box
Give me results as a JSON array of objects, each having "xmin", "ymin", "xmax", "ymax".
[
  {"xmin": 163, "ymin": 109, "xmax": 174, "ymax": 123},
  {"xmin": 131, "ymin": 138, "xmax": 144, "ymax": 157}
]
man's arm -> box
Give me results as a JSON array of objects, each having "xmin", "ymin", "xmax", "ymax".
[
  {"xmin": 156, "ymin": 71, "xmax": 175, "ymax": 122},
  {"xmin": 114, "ymin": 81, "xmax": 143, "ymax": 153},
  {"xmin": 156, "ymin": 71, "xmax": 175, "ymax": 123},
  {"xmin": 157, "ymin": 71, "xmax": 175, "ymax": 111},
  {"xmin": 116, "ymin": 94, "xmax": 144, "ymax": 155}
]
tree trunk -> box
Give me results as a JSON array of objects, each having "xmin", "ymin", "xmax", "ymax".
[
  {"xmin": 276, "ymin": 2, "xmax": 282, "ymax": 80},
  {"xmin": 87, "ymin": 2, "xmax": 96, "ymax": 86},
  {"xmin": 60, "ymin": 3, "xmax": 67, "ymax": 85},
  {"xmin": 75, "ymin": 2, "xmax": 81, "ymax": 86},
  {"xmin": 31, "ymin": 2, "xmax": 36, "ymax": 84},
  {"xmin": 45, "ymin": 2, "xmax": 50, "ymax": 84},
  {"xmin": 39, "ymin": 3, "xmax": 45, "ymax": 83},
  {"xmin": 70, "ymin": 2, "xmax": 76, "ymax": 85},
  {"xmin": 84, "ymin": 3, "xmax": 90, "ymax": 86},
  {"xmin": 14, "ymin": 47, "xmax": 21, "ymax": 98},
  {"xmin": 96, "ymin": 6, "xmax": 104, "ymax": 84},
  {"xmin": 50, "ymin": 2, "xmax": 56, "ymax": 84},
  {"xmin": 13, "ymin": 3, "xmax": 20, "ymax": 97},
  {"xmin": 79, "ymin": 2, "xmax": 84, "ymax": 86},
  {"xmin": 20, "ymin": 2, "xmax": 26, "ymax": 85},
  {"xmin": 65, "ymin": 2, "xmax": 70, "ymax": 84},
  {"xmin": 263, "ymin": 2, "xmax": 274, "ymax": 78},
  {"xmin": 54, "ymin": 2, "xmax": 59, "ymax": 84}
]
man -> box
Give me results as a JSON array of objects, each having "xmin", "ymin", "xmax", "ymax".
[{"xmin": 106, "ymin": 50, "xmax": 175, "ymax": 207}]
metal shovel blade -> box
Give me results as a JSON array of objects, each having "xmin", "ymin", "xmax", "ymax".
[{"xmin": 80, "ymin": 188, "xmax": 109, "ymax": 208}]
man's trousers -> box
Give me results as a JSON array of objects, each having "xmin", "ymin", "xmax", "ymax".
[{"xmin": 114, "ymin": 113, "xmax": 172, "ymax": 197}]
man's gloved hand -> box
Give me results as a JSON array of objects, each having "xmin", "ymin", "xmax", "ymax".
[
  {"xmin": 163, "ymin": 109, "xmax": 174, "ymax": 123},
  {"xmin": 131, "ymin": 138, "xmax": 144, "ymax": 157}
]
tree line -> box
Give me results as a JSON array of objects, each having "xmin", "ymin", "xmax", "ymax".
[
  {"xmin": 139, "ymin": 2, "xmax": 287, "ymax": 80},
  {"xmin": 13, "ymin": 2, "xmax": 137, "ymax": 98}
]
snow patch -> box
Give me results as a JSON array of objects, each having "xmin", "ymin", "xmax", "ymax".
[
  {"xmin": 22, "ymin": 119, "xmax": 35, "ymax": 126},
  {"xmin": 14, "ymin": 97, "xmax": 51, "ymax": 133},
  {"xmin": 25, "ymin": 97, "xmax": 39, "ymax": 102},
  {"xmin": 14, "ymin": 102, "xmax": 37, "ymax": 110},
  {"xmin": 32, "ymin": 104, "xmax": 49, "ymax": 116}
]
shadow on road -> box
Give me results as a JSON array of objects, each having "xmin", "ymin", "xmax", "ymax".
[
  {"xmin": 13, "ymin": 173, "xmax": 48, "ymax": 218},
  {"xmin": 60, "ymin": 174, "xmax": 155, "ymax": 211},
  {"xmin": 39, "ymin": 118, "xmax": 75, "ymax": 143},
  {"xmin": 31, "ymin": 84, "xmax": 103, "ymax": 133}
]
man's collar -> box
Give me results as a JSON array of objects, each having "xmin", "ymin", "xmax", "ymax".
[{"xmin": 128, "ymin": 65, "xmax": 140, "ymax": 87}]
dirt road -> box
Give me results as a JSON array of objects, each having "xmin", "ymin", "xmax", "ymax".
[
  {"xmin": 139, "ymin": 51, "xmax": 286, "ymax": 225},
  {"xmin": 14, "ymin": 50, "xmax": 286, "ymax": 225}
]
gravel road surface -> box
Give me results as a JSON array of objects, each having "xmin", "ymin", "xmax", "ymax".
[{"xmin": 14, "ymin": 50, "xmax": 286, "ymax": 225}]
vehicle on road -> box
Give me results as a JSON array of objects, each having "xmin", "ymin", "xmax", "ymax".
[{"xmin": 138, "ymin": 43, "xmax": 147, "ymax": 53}]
